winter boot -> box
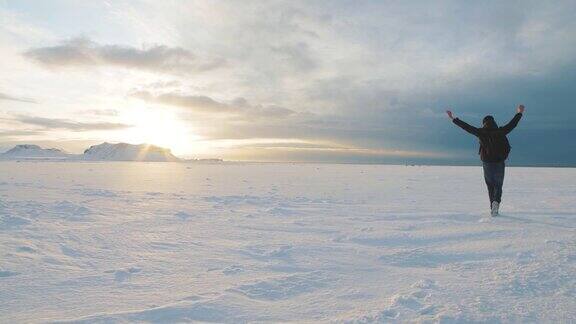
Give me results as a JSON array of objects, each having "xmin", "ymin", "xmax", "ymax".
[{"xmin": 491, "ymin": 201, "xmax": 500, "ymax": 217}]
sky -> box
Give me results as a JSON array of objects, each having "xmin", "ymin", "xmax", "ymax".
[{"xmin": 1, "ymin": 0, "xmax": 575, "ymax": 165}]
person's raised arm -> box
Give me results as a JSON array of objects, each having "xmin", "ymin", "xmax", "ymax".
[
  {"xmin": 447, "ymin": 110, "xmax": 480, "ymax": 136},
  {"xmin": 501, "ymin": 104, "xmax": 524, "ymax": 134}
]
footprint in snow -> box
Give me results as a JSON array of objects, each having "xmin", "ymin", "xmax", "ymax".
[
  {"xmin": 175, "ymin": 211, "xmax": 194, "ymax": 220},
  {"xmin": 52, "ymin": 201, "xmax": 91, "ymax": 220},
  {"xmin": 412, "ymin": 279, "xmax": 437, "ymax": 290},
  {"xmin": 60, "ymin": 244, "xmax": 84, "ymax": 258},
  {"xmin": 0, "ymin": 269, "xmax": 19, "ymax": 277},
  {"xmin": 106, "ymin": 267, "xmax": 142, "ymax": 282},
  {"xmin": 16, "ymin": 246, "xmax": 37, "ymax": 253},
  {"xmin": 351, "ymin": 279, "xmax": 441, "ymax": 322},
  {"xmin": 222, "ymin": 265, "xmax": 244, "ymax": 275},
  {"xmin": 228, "ymin": 271, "xmax": 330, "ymax": 301},
  {"xmin": 240, "ymin": 244, "xmax": 293, "ymax": 260},
  {"xmin": 266, "ymin": 207, "xmax": 299, "ymax": 216},
  {"xmin": 0, "ymin": 215, "xmax": 31, "ymax": 228},
  {"xmin": 76, "ymin": 188, "xmax": 117, "ymax": 198},
  {"xmin": 390, "ymin": 294, "xmax": 423, "ymax": 310}
]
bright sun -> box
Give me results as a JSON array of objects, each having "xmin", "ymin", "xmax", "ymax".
[{"xmin": 118, "ymin": 107, "xmax": 199, "ymax": 156}]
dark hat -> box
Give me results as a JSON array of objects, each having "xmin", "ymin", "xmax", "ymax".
[
  {"xmin": 483, "ymin": 115, "xmax": 495, "ymax": 124},
  {"xmin": 482, "ymin": 115, "xmax": 498, "ymax": 128}
]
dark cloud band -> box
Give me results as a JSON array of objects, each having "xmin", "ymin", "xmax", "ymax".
[
  {"xmin": 132, "ymin": 90, "xmax": 296, "ymax": 119},
  {"xmin": 0, "ymin": 92, "xmax": 37, "ymax": 104},
  {"xmin": 24, "ymin": 37, "xmax": 224, "ymax": 75},
  {"xmin": 15, "ymin": 115, "xmax": 131, "ymax": 131}
]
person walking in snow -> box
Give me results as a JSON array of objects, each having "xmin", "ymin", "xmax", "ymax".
[{"xmin": 446, "ymin": 105, "xmax": 524, "ymax": 216}]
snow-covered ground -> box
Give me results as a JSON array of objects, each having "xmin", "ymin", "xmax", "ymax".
[{"xmin": 1, "ymin": 162, "xmax": 575, "ymax": 323}]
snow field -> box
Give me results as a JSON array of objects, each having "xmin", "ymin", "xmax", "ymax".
[{"xmin": 1, "ymin": 162, "xmax": 575, "ymax": 322}]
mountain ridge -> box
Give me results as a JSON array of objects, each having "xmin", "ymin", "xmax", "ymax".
[
  {"xmin": 1, "ymin": 144, "xmax": 72, "ymax": 159},
  {"xmin": 0, "ymin": 142, "xmax": 184, "ymax": 162},
  {"xmin": 83, "ymin": 142, "xmax": 180, "ymax": 162}
]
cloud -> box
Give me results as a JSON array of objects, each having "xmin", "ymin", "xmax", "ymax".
[
  {"xmin": 270, "ymin": 42, "xmax": 318, "ymax": 72},
  {"xmin": 82, "ymin": 109, "xmax": 119, "ymax": 116},
  {"xmin": 24, "ymin": 37, "xmax": 224, "ymax": 74},
  {"xmin": 230, "ymin": 140, "xmax": 445, "ymax": 157},
  {"xmin": 0, "ymin": 92, "xmax": 37, "ymax": 103},
  {"xmin": 144, "ymin": 80, "xmax": 182, "ymax": 89},
  {"xmin": 0, "ymin": 130, "xmax": 42, "ymax": 138},
  {"xmin": 15, "ymin": 115, "xmax": 131, "ymax": 131},
  {"xmin": 208, "ymin": 138, "xmax": 448, "ymax": 163},
  {"xmin": 131, "ymin": 90, "xmax": 296, "ymax": 119}
]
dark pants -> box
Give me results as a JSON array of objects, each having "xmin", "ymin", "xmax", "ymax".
[{"xmin": 483, "ymin": 162, "xmax": 505, "ymax": 205}]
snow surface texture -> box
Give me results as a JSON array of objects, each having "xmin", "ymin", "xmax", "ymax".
[{"xmin": 0, "ymin": 162, "xmax": 575, "ymax": 323}]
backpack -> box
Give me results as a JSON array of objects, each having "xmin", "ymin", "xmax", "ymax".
[{"xmin": 480, "ymin": 132, "xmax": 511, "ymax": 161}]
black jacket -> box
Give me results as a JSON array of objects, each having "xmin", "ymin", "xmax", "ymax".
[{"xmin": 453, "ymin": 113, "xmax": 522, "ymax": 162}]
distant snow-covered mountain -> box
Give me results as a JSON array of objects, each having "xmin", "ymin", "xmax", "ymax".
[
  {"xmin": 0, "ymin": 143, "xmax": 213, "ymax": 162},
  {"xmin": 0, "ymin": 144, "xmax": 71, "ymax": 160},
  {"xmin": 82, "ymin": 142, "xmax": 180, "ymax": 162}
]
